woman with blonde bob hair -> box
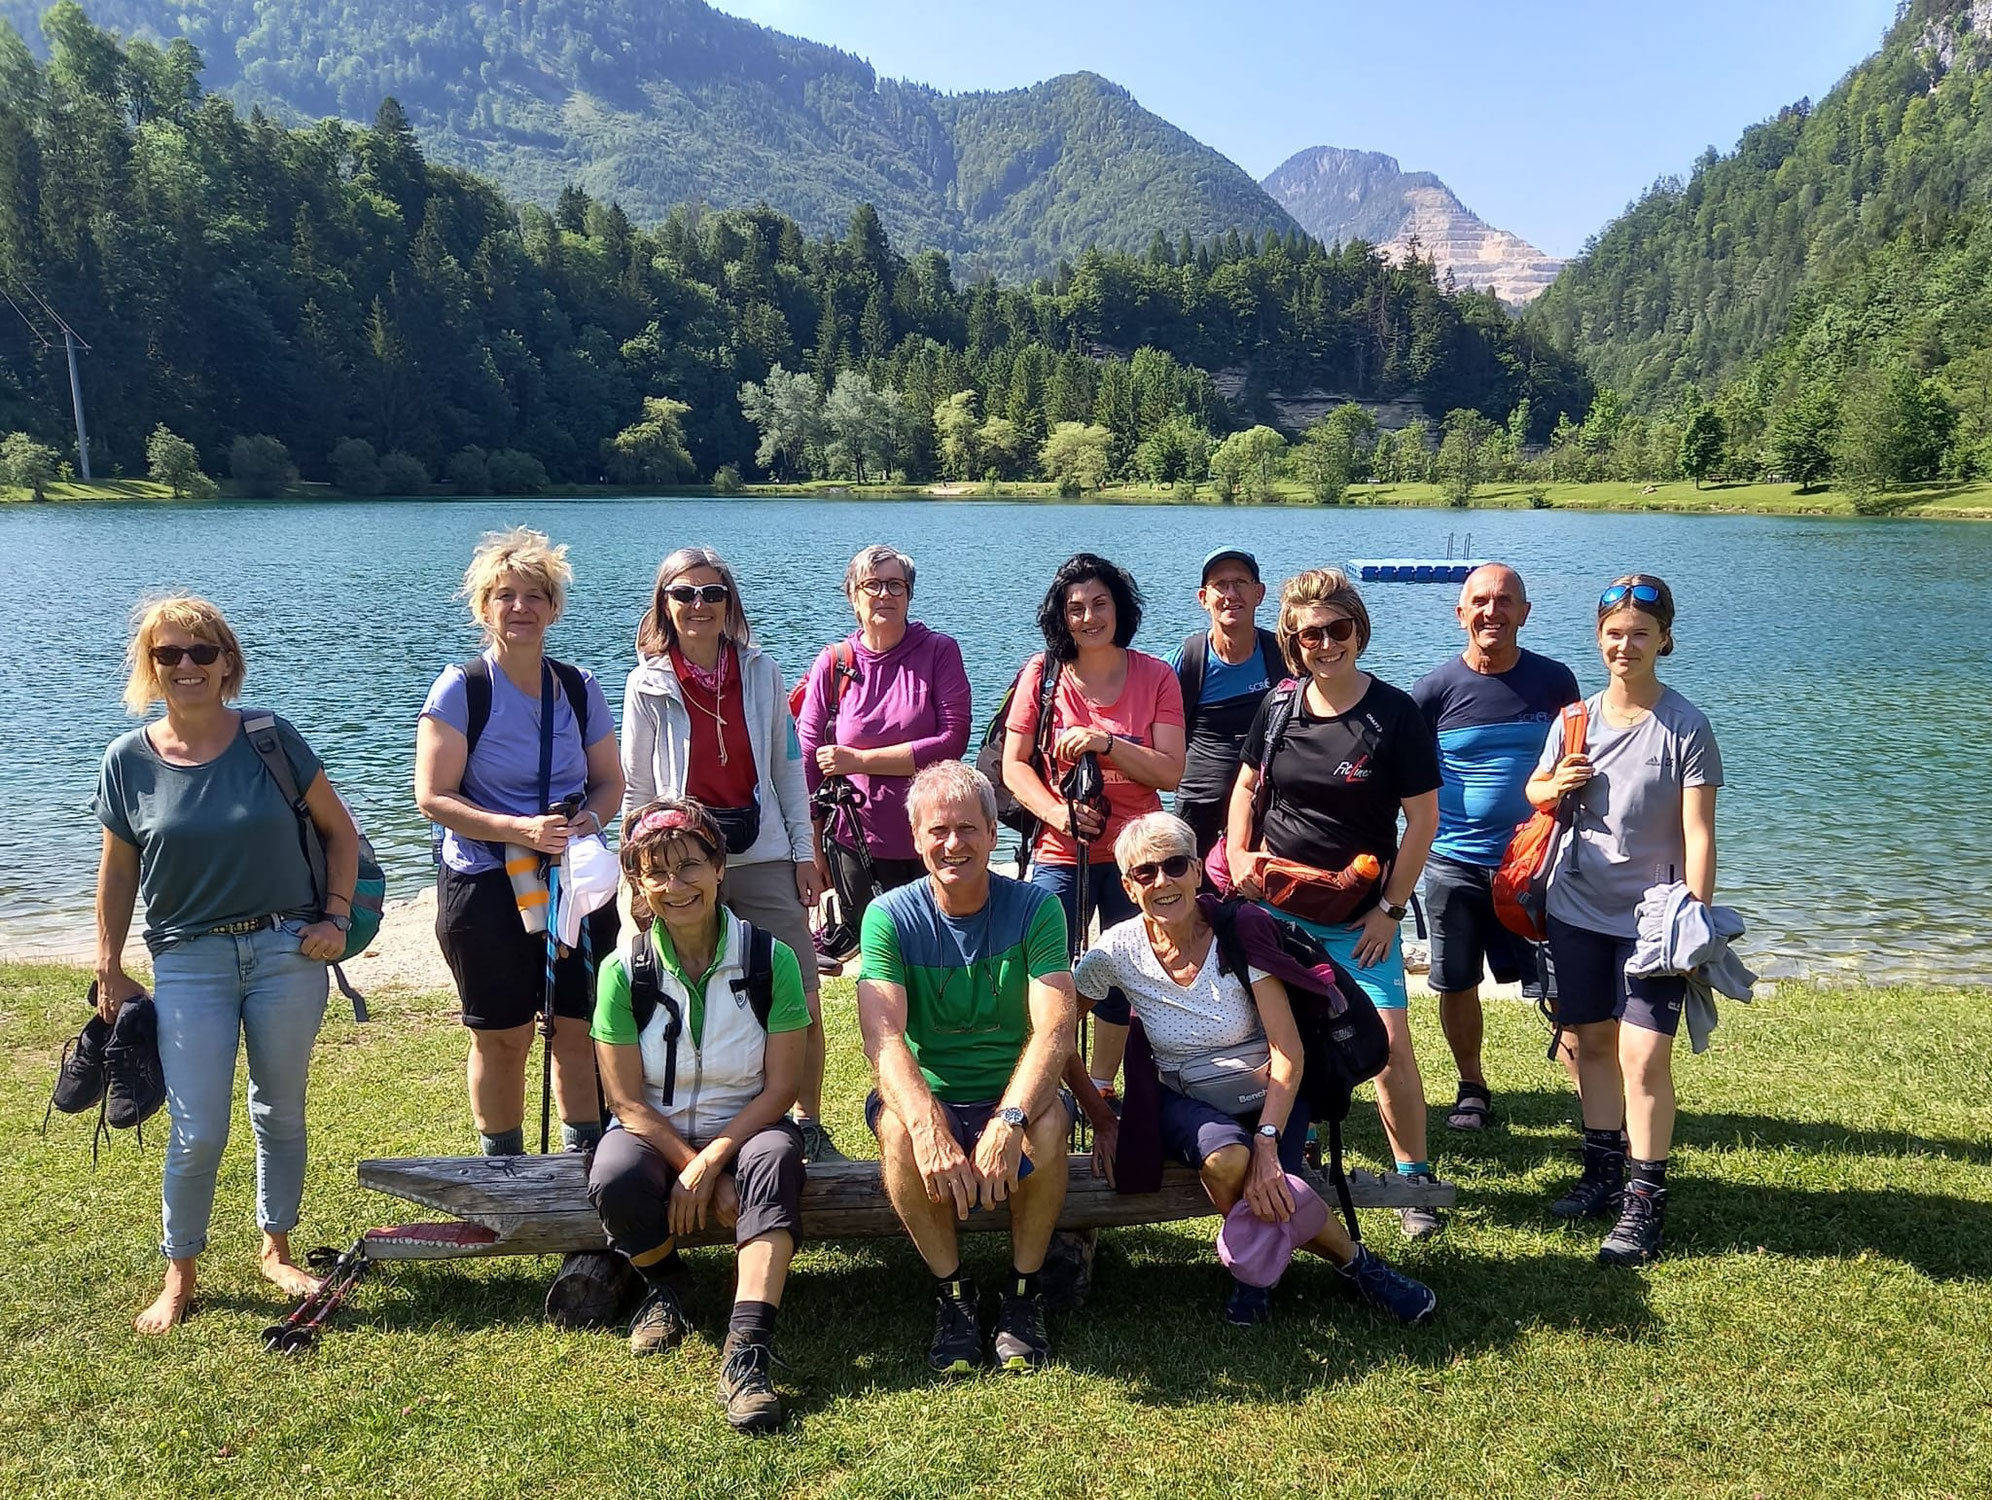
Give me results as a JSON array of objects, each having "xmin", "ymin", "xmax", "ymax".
[
  {"xmin": 1226, "ymin": 568, "xmax": 1448, "ymax": 1239},
  {"xmin": 95, "ymin": 595, "xmax": 362, "ymax": 1332},
  {"xmin": 622, "ymin": 547, "xmax": 829, "ymax": 1158},
  {"xmin": 416, "ymin": 526, "xmax": 625, "ymax": 1157}
]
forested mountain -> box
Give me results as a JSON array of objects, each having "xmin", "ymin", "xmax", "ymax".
[
  {"xmin": 0, "ymin": 0, "xmax": 1302, "ymax": 279},
  {"xmin": 1528, "ymin": 0, "xmax": 1992, "ymax": 484},
  {"xmin": 1264, "ymin": 148, "xmax": 1565, "ymax": 305},
  {"xmin": 0, "ymin": 8, "xmax": 1589, "ymax": 493}
]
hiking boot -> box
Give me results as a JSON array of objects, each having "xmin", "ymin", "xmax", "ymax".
[
  {"xmin": 1551, "ymin": 1149, "xmax": 1625, "ymax": 1220},
  {"xmin": 48, "ymin": 997, "xmax": 114, "ymax": 1118},
  {"xmin": 628, "ymin": 1284, "xmax": 691, "ymax": 1357},
  {"xmin": 1224, "ymin": 1279, "xmax": 1272, "ymax": 1327},
  {"xmin": 992, "ymin": 1289, "xmax": 1051, "ymax": 1372},
  {"xmin": 796, "ymin": 1118, "xmax": 847, "ymax": 1164},
  {"xmin": 1395, "ymin": 1172, "xmax": 1447, "ymax": 1240},
  {"xmin": 928, "ymin": 1276, "xmax": 983, "ymax": 1375},
  {"xmin": 716, "ymin": 1334, "xmax": 784, "ymax": 1434},
  {"xmin": 1338, "ymin": 1245, "xmax": 1438, "ymax": 1325},
  {"xmin": 103, "ymin": 995, "xmax": 165, "ymax": 1132},
  {"xmin": 1598, "ymin": 1184, "xmax": 1666, "ymax": 1266}
]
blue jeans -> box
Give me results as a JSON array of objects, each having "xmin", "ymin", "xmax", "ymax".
[
  {"xmin": 1028, "ymin": 861, "xmax": 1138, "ymax": 1022},
  {"xmin": 150, "ymin": 921, "xmax": 328, "ymax": 1260}
]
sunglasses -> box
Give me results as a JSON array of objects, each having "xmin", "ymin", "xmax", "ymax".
[
  {"xmin": 150, "ymin": 643, "xmax": 224, "ymax": 667},
  {"xmin": 857, "ymin": 577, "xmax": 909, "ymax": 598},
  {"xmin": 1296, "ymin": 618, "xmax": 1358, "ymax": 649},
  {"xmin": 1127, "ymin": 853, "xmax": 1195, "ymax": 886},
  {"xmin": 1600, "ymin": 582, "xmax": 1663, "ymax": 610},
  {"xmin": 665, "ymin": 583, "xmax": 730, "ymax": 607}
]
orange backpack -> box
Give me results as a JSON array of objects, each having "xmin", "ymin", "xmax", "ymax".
[{"xmin": 1492, "ymin": 700, "xmax": 1590, "ymax": 942}]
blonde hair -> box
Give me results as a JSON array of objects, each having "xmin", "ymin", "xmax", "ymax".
[
  {"xmin": 461, "ymin": 527, "xmax": 571, "ymax": 639},
  {"xmin": 905, "ymin": 760, "xmax": 998, "ymax": 829},
  {"xmin": 123, "ymin": 595, "xmax": 244, "ymax": 714},
  {"xmin": 636, "ymin": 546, "xmax": 754, "ymax": 657},
  {"xmin": 1276, "ymin": 567, "xmax": 1372, "ymax": 673},
  {"xmin": 1113, "ymin": 811, "xmax": 1195, "ymax": 872}
]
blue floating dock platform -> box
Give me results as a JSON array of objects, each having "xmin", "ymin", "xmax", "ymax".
[{"xmin": 1350, "ymin": 558, "xmax": 1493, "ymax": 584}]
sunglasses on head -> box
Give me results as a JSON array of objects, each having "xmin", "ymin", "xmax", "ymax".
[
  {"xmin": 1296, "ymin": 617, "xmax": 1358, "ymax": 649},
  {"xmin": 1600, "ymin": 582, "xmax": 1662, "ymax": 610},
  {"xmin": 150, "ymin": 643, "xmax": 223, "ymax": 667},
  {"xmin": 665, "ymin": 583, "xmax": 730, "ymax": 607},
  {"xmin": 1127, "ymin": 853, "xmax": 1195, "ymax": 886}
]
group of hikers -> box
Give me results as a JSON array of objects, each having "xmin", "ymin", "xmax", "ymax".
[{"xmin": 86, "ymin": 525, "xmax": 1724, "ymax": 1433}]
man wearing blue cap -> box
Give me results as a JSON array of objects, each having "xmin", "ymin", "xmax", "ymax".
[{"xmin": 1169, "ymin": 548, "xmax": 1286, "ymax": 858}]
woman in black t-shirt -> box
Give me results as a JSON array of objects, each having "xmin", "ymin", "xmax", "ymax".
[{"xmin": 1223, "ymin": 568, "xmax": 1447, "ymax": 1238}]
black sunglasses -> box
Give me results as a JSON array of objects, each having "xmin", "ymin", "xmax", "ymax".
[
  {"xmin": 1296, "ymin": 617, "xmax": 1358, "ymax": 649},
  {"xmin": 150, "ymin": 643, "xmax": 224, "ymax": 667},
  {"xmin": 1600, "ymin": 582, "xmax": 1662, "ymax": 610},
  {"xmin": 1127, "ymin": 853, "xmax": 1195, "ymax": 886},
  {"xmin": 665, "ymin": 583, "xmax": 730, "ymax": 607}
]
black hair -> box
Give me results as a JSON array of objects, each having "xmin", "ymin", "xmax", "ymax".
[{"xmin": 1035, "ymin": 553, "xmax": 1144, "ymax": 662}]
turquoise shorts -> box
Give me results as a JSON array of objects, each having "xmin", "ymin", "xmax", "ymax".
[{"xmin": 1257, "ymin": 903, "xmax": 1410, "ymax": 1012}]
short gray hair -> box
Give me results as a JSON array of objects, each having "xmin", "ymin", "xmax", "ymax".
[
  {"xmin": 1114, "ymin": 811, "xmax": 1196, "ymax": 871},
  {"xmin": 906, "ymin": 760, "xmax": 996, "ymax": 829},
  {"xmin": 845, "ymin": 544, "xmax": 917, "ymax": 599}
]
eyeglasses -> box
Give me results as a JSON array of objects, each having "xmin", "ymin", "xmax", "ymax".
[
  {"xmin": 149, "ymin": 643, "xmax": 223, "ymax": 667},
  {"xmin": 1600, "ymin": 582, "xmax": 1662, "ymax": 610},
  {"xmin": 665, "ymin": 583, "xmax": 730, "ymax": 607},
  {"xmin": 1126, "ymin": 853, "xmax": 1195, "ymax": 886},
  {"xmin": 1295, "ymin": 618, "xmax": 1358, "ymax": 649},
  {"xmin": 857, "ymin": 577, "xmax": 908, "ymax": 598},
  {"xmin": 649, "ymin": 852, "xmax": 714, "ymax": 885}
]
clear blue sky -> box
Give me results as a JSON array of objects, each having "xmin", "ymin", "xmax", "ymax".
[{"xmin": 714, "ymin": 0, "xmax": 1896, "ymax": 258}]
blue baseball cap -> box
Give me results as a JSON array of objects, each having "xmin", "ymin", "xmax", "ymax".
[{"xmin": 1200, "ymin": 548, "xmax": 1260, "ymax": 583}]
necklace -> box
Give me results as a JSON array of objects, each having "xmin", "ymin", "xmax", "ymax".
[{"xmin": 676, "ymin": 646, "xmax": 733, "ymax": 765}]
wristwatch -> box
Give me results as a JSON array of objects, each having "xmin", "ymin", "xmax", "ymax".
[
  {"xmin": 996, "ymin": 1106, "xmax": 1029, "ymax": 1131},
  {"xmin": 327, "ymin": 913, "xmax": 352, "ymax": 933},
  {"xmin": 1256, "ymin": 1123, "xmax": 1280, "ymax": 1141},
  {"xmin": 1378, "ymin": 899, "xmax": 1409, "ymax": 923}
]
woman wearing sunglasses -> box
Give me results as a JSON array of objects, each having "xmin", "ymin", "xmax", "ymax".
[
  {"xmin": 1073, "ymin": 812, "xmax": 1436, "ymax": 1326},
  {"xmin": 418, "ymin": 527, "xmax": 624, "ymax": 1157},
  {"xmin": 623, "ymin": 548, "xmax": 831, "ymax": 1159},
  {"xmin": 94, "ymin": 595, "xmax": 362, "ymax": 1332},
  {"xmin": 796, "ymin": 544, "xmax": 972, "ymax": 891},
  {"xmin": 1525, "ymin": 575, "xmax": 1721, "ymax": 1265},
  {"xmin": 1225, "ymin": 567, "xmax": 1446, "ymax": 1239}
]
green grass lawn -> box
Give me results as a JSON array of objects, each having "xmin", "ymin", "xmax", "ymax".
[{"xmin": 3, "ymin": 961, "xmax": 1990, "ymax": 1498}]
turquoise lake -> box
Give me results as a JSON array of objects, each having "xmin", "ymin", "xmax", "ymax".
[{"xmin": 7, "ymin": 496, "xmax": 1987, "ymax": 985}]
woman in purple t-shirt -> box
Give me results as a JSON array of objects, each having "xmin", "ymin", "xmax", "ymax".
[{"xmin": 796, "ymin": 545, "xmax": 972, "ymax": 892}]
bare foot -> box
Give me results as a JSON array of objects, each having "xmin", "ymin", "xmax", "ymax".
[
  {"xmin": 259, "ymin": 1234, "xmax": 322, "ymax": 1299},
  {"xmin": 134, "ymin": 1263, "xmax": 196, "ymax": 1335}
]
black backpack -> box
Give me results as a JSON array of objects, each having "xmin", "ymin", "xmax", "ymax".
[
  {"xmin": 462, "ymin": 654, "xmax": 593, "ymax": 754},
  {"xmin": 1175, "ymin": 626, "xmax": 1285, "ymax": 738},
  {"xmin": 973, "ymin": 653, "xmax": 1062, "ymax": 845},
  {"xmin": 626, "ymin": 922, "xmax": 777, "ymax": 1105}
]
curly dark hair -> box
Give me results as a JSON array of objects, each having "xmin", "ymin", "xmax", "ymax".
[{"xmin": 1035, "ymin": 553, "xmax": 1144, "ymax": 662}]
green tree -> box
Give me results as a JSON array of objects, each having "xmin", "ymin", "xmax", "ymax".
[
  {"xmin": 228, "ymin": 435, "xmax": 296, "ymax": 497},
  {"xmin": 738, "ymin": 366, "xmax": 824, "ymax": 480},
  {"xmin": 977, "ymin": 415, "xmax": 1029, "ymax": 480},
  {"xmin": 1, "ymin": 432, "xmax": 60, "ymax": 500},
  {"xmin": 329, "ymin": 437, "xmax": 385, "ymax": 496},
  {"xmin": 488, "ymin": 449, "xmax": 549, "ymax": 494},
  {"xmin": 1040, "ymin": 421, "xmax": 1114, "ymax": 495},
  {"xmin": 1211, "ymin": 426, "xmax": 1287, "ymax": 502},
  {"xmin": 822, "ymin": 372, "xmax": 906, "ymax": 482},
  {"xmin": 1290, "ymin": 422, "xmax": 1354, "ymax": 504},
  {"xmin": 933, "ymin": 390, "xmax": 981, "ymax": 481},
  {"xmin": 1766, "ymin": 387, "xmax": 1838, "ymax": 492},
  {"xmin": 1438, "ymin": 409, "xmax": 1496, "ymax": 507},
  {"xmin": 379, "ymin": 451, "xmax": 429, "ymax": 494},
  {"xmin": 1679, "ymin": 407, "xmax": 1727, "ymax": 488},
  {"xmin": 146, "ymin": 424, "xmax": 213, "ymax": 498},
  {"xmin": 1132, "ymin": 414, "xmax": 1211, "ymax": 484},
  {"xmin": 1834, "ymin": 366, "xmax": 1955, "ymax": 512},
  {"xmin": 606, "ymin": 397, "xmax": 696, "ymax": 484}
]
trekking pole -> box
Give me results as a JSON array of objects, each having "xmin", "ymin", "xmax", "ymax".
[
  {"xmin": 1066, "ymin": 794, "xmax": 1094, "ymax": 1152},
  {"xmin": 540, "ymin": 856, "xmax": 560, "ymax": 1155},
  {"xmin": 262, "ymin": 1236, "xmax": 370, "ymax": 1353}
]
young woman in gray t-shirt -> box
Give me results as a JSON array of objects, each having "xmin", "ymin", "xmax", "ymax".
[{"xmin": 1525, "ymin": 574, "xmax": 1722, "ymax": 1267}]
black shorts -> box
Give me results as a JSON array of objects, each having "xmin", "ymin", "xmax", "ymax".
[
  {"xmin": 1545, "ymin": 913, "xmax": 1684, "ymax": 1037},
  {"xmin": 870, "ymin": 856, "xmax": 928, "ymax": 891},
  {"xmin": 1422, "ymin": 855, "xmax": 1540, "ymax": 994},
  {"xmin": 435, "ymin": 863, "xmax": 620, "ymax": 1031},
  {"xmin": 587, "ymin": 1120, "xmax": 804, "ymax": 1257}
]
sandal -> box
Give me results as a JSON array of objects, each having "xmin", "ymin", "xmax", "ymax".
[{"xmin": 1446, "ymin": 1080, "xmax": 1493, "ymax": 1132}]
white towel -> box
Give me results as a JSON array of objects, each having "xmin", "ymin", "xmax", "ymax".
[{"xmin": 556, "ymin": 834, "xmax": 619, "ymax": 947}]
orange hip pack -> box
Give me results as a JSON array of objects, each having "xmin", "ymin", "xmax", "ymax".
[
  {"xmin": 1493, "ymin": 701, "xmax": 1590, "ymax": 942},
  {"xmin": 1259, "ymin": 852, "xmax": 1386, "ymax": 927}
]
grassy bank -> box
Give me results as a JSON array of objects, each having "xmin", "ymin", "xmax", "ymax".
[{"xmin": 4, "ymin": 961, "xmax": 1989, "ymax": 1497}]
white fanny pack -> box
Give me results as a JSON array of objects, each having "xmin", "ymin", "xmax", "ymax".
[{"xmin": 1161, "ymin": 1037, "xmax": 1273, "ymax": 1116}]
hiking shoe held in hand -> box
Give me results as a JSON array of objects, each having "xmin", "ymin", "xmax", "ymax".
[
  {"xmin": 796, "ymin": 1118, "xmax": 847, "ymax": 1163},
  {"xmin": 716, "ymin": 1334, "xmax": 784, "ymax": 1434},
  {"xmin": 1395, "ymin": 1171, "xmax": 1447, "ymax": 1240},
  {"xmin": 628, "ymin": 1284, "xmax": 691, "ymax": 1357},
  {"xmin": 1224, "ymin": 1279, "xmax": 1272, "ymax": 1327},
  {"xmin": 1598, "ymin": 1184, "xmax": 1666, "ymax": 1266},
  {"xmin": 46, "ymin": 992, "xmax": 114, "ymax": 1121},
  {"xmin": 103, "ymin": 994, "xmax": 165, "ymax": 1132},
  {"xmin": 992, "ymin": 1290, "xmax": 1051, "ymax": 1372},
  {"xmin": 928, "ymin": 1275, "xmax": 982, "ymax": 1375},
  {"xmin": 1339, "ymin": 1245, "xmax": 1438, "ymax": 1325}
]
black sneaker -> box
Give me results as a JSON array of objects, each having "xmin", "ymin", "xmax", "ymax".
[
  {"xmin": 46, "ymin": 994, "xmax": 114, "ymax": 1121},
  {"xmin": 628, "ymin": 1284, "xmax": 691, "ymax": 1357},
  {"xmin": 1598, "ymin": 1185, "xmax": 1666, "ymax": 1266},
  {"xmin": 1338, "ymin": 1245, "xmax": 1438, "ymax": 1325},
  {"xmin": 1395, "ymin": 1171, "xmax": 1447, "ymax": 1240},
  {"xmin": 928, "ymin": 1275, "xmax": 983, "ymax": 1375},
  {"xmin": 1224, "ymin": 1279, "xmax": 1272, "ymax": 1326},
  {"xmin": 796, "ymin": 1118, "xmax": 847, "ymax": 1164},
  {"xmin": 103, "ymin": 995, "xmax": 165, "ymax": 1132},
  {"xmin": 992, "ymin": 1290, "xmax": 1051, "ymax": 1372},
  {"xmin": 716, "ymin": 1333, "xmax": 784, "ymax": 1434}
]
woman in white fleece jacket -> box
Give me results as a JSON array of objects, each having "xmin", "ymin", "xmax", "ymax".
[{"xmin": 622, "ymin": 546, "xmax": 843, "ymax": 1162}]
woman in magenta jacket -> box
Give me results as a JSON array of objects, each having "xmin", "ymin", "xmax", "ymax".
[{"xmin": 796, "ymin": 544, "xmax": 973, "ymax": 891}]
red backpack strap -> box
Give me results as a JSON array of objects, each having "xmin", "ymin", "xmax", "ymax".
[
  {"xmin": 829, "ymin": 640, "xmax": 856, "ymax": 714},
  {"xmin": 1560, "ymin": 699, "xmax": 1589, "ymax": 757}
]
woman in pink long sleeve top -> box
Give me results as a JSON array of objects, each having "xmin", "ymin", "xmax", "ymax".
[{"xmin": 796, "ymin": 545, "xmax": 973, "ymax": 889}]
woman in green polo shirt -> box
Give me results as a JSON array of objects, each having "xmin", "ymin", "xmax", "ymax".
[{"xmin": 588, "ymin": 797, "xmax": 811, "ymax": 1435}]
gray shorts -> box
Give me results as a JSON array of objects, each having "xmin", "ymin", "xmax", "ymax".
[
  {"xmin": 1422, "ymin": 855, "xmax": 1540, "ymax": 995},
  {"xmin": 723, "ymin": 859, "xmax": 818, "ymax": 995}
]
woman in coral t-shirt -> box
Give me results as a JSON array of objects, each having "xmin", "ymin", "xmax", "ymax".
[{"xmin": 1002, "ymin": 552, "xmax": 1185, "ymax": 1093}]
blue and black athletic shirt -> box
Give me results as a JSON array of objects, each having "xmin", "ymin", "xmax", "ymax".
[
  {"xmin": 1169, "ymin": 632, "xmax": 1278, "ymax": 807},
  {"xmin": 1410, "ymin": 649, "xmax": 1581, "ymax": 868}
]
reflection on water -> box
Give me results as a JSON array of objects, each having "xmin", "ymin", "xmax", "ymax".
[{"xmin": 6, "ymin": 496, "xmax": 1988, "ymax": 985}]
